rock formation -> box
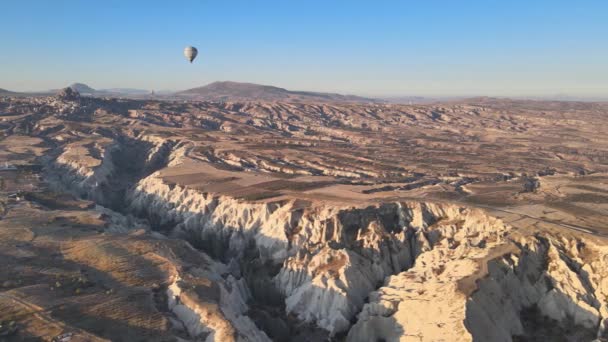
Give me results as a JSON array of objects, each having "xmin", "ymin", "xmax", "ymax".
[
  {"xmin": 56, "ymin": 86, "xmax": 81, "ymax": 101},
  {"xmin": 0, "ymin": 93, "xmax": 607, "ymax": 341}
]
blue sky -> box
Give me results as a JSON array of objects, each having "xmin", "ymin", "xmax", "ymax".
[{"xmin": 1, "ymin": 0, "xmax": 607, "ymax": 96}]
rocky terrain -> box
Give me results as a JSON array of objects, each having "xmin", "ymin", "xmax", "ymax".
[{"xmin": 0, "ymin": 89, "xmax": 607, "ymax": 341}]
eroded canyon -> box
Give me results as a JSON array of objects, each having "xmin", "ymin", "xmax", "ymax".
[{"xmin": 1, "ymin": 89, "xmax": 607, "ymax": 341}]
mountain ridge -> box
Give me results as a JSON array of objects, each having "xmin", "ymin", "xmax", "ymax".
[{"xmin": 176, "ymin": 81, "xmax": 382, "ymax": 103}]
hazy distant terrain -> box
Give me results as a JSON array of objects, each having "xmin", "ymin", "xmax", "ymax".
[
  {"xmin": 5, "ymin": 81, "xmax": 382, "ymax": 103},
  {"xmin": 63, "ymin": 83, "xmax": 150, "ymax": 96},
  {"xmin": 4, "ymin": 81, "xmax": 607, "ymax": 104}
]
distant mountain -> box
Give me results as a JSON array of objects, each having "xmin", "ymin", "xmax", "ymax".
[
  {"xmin": 176, "ymin": 81, "xmax": 381, "ymax": 103},
  {"xmin": 0, "ymin": 88, "xmax": 15, "ymax": 95},
  {"xmin": 69, "ymin": 83, "xmax": 96, "ymax": 94}
]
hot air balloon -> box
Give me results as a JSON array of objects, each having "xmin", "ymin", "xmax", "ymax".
[{"xmin": 184, "ymin": 46, "xmax": 198, "ymax": 63}]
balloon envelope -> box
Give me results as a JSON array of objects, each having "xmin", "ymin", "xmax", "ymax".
[{"xmin": 184, "ymin": 46, "xmax": 198, "ymax": 63}]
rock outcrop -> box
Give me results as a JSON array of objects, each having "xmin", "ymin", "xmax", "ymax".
[
  {"xmin": 56, "ymin": 87, "xmax": 81, "ymax": 101},
  {"xmin": 127, "ymin": 171, "xmax": 518, "ymax": 335},
  {"xmin": 349, "ymin": 234, "xmax": 608, "ymax": 342}
]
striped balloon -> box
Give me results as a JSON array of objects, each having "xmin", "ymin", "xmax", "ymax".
[{"xmin": 184, "ymin": 46, "xmax": 198, "ymax": 63}]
